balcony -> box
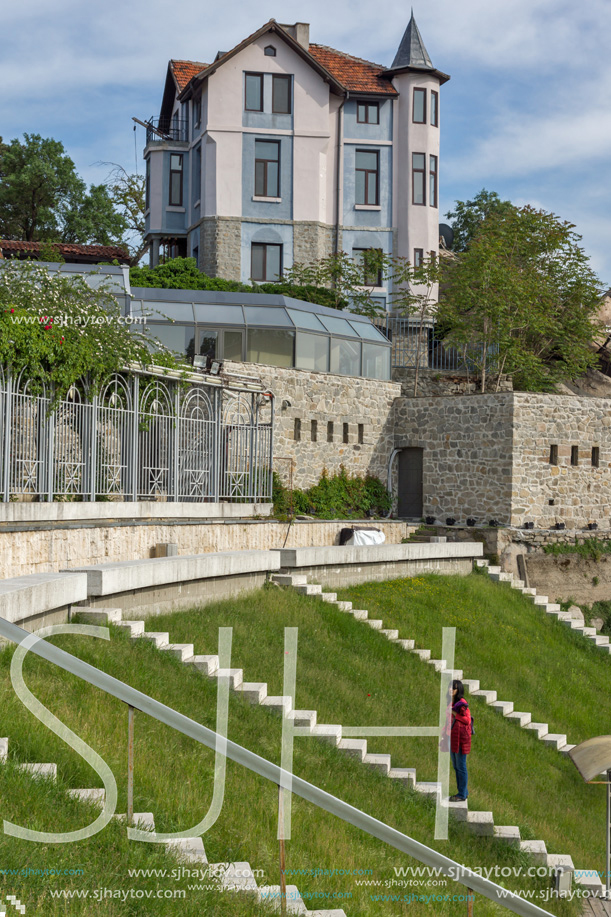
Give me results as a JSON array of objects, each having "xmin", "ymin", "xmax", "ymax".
[{"xmin": 145, "ymin": 117, "xmax": 189, "ymax": 145}]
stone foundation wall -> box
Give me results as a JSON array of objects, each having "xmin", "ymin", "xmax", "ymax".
[
  {"xmin": 199, "ymin": 217, "xmax": 242, "ymax": 280},
  {"xmin": 225, "ymin": 361, "xmax": 401, "ymax": 490},
  {"xmin": 293, "ymin": 221, "xmax": 336, "ymax": 263}
]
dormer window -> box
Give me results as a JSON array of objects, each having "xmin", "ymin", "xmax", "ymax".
[{"xmin": 264, "ymin": 45, "xmax": 276, "ymax": 56}]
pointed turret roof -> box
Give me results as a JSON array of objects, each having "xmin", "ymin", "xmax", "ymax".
[
  {"xmin": 391, "ymin": 11, "xmax": 432, "ymax": 70},
  {"xmin": 385, "ymin": 12, "xmax": 450, "ymax": 83}
]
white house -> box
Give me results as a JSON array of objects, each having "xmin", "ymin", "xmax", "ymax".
[{"xmin": 143, "ymin": 15, "xmax": 449, "ymax": 311}]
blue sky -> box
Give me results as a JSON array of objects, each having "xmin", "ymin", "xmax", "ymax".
[{"xmin": 3, "ymin": 0, "xmax": 611, "ymax": 282}]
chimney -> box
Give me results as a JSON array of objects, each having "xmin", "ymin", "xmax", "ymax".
[{"xmin": 279, "ymin": 22, "xmax": 310, "ymax": 49}]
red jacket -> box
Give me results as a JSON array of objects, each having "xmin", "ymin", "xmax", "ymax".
[{"xmin": 450, "ymin": 699, "xmax": 472, "ymax": 754}]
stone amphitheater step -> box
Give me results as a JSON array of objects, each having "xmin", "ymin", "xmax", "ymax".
[
  {"xmin": 487, "ymin": 566, "xmax": 501, "ymax": 575},
  {"xmin": 532, "ymin": 596, "xmax": 549, "ymax": 605},
  {"xmin": 319, "ymin": 593, "xmax": 338, "ymax": 603},
  {"xmin": 160, "ymin": 644, "xmax": 195, "ymax": 663},
  {"xmin": 366, "ymin": 619, "xmax": 384, "ymax": 630},
  {"xmin": 71, "ymin": 606, "xmax": 123, "ymax": 625},
  {"xmin": 333, "ymin": 601, "xmax": 352, "ymax": 612},
  {"xmin": 3, "ymin": 736, "xmax": 346, "ymax": 912},
  {"xmin": 520, "ymin": 840, "xmax": 548, "ymax": 864},
  {"xmin": 475, "ymin": 559, "xmax": 489, "ymax": 568},
  {"xmin": 521, "ymin": 588, "xmax": 537, "ymax": 596},
  {"xmin": 541, "ymin": 734, "xmax": 567, "ymax": 751},
  {"xmin": 108, "ymin": 580, "xmax": 601, "ymax": 889},
  {"xmin": 380, "ymin": 629, "xmax": 400, "ymax": 641},
  {"xmin": 18, "ymin": 762, "xmax": 57, "ymax": 780},
  {"xmin": 140, "ymin": 632, "xmax": 170, "ymax": 649},
  {"xmin": 270, "ymin": 574, "xmax": 308, "ymax": 587},
  {"xmin": 351, "ymin": 610, "xmax": 369, "ymax": 621},
  {"xmin": 489, "ymin": 572, "xmax": 514, "ymax": 583},
  {"xmin": 295, "ymin": 584, "xmax": 323, "ymax": 596},
  {"xmin": 427, "ymin": 659, "xmax": 447, "ymax": 672}
]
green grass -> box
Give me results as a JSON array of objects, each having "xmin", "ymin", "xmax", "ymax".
[{"xmin": 0, "ymin": 579, "xmax": 587, "ymax": 916}]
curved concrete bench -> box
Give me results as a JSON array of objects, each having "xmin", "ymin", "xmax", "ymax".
[
  {"xmin": 0, "ymin": 572, "xmax": 88, "ymax": 630},
  {"xmin": 67, "ymin": 550, "xmax": 282, "ymax": 617},
  {"xmin": 277, "ymin": 542, "xmax": 484, "ymax": 587}
]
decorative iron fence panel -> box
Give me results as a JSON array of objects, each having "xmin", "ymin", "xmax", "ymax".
[{"xmin": 0, "ymin": 371, "xmax": 273, "ymax": 504}]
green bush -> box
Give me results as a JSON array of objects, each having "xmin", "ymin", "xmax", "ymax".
[
  {"xmin": 273, "ymin": 467, "xmax": 391, "ymax": 520},
  {"xmin": 130, "ymin": 258, "xmax": 346, "ymax": 310}
]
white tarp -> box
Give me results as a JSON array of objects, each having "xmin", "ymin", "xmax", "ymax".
[{"xmin": 347, "ymin": 528, "xmax": 386, "ymax": 546}]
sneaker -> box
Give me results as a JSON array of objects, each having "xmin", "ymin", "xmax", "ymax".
[{"xmin": 449, "ymin": 794, "xmax": 466, "ymax": 802}]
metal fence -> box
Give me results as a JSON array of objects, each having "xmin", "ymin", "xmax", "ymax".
[
  {"xmin": 0, "ymin": 369, "xmax": 273, "ymax": 503},
  {"xmin": 372, "ymin": 316, "xmax": 497, "ymax": 372}
]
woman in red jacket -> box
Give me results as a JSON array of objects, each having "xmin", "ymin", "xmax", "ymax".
[{"xmin": 448, "ymin": 679, "xmax": 471, "ymax": 802}]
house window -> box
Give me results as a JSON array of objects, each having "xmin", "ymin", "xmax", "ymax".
[
  {"xmin": 327, "ymin": 421, "xmax": 334, "ymax": 442},
  {"xmin": 343, "ymin": 423, "xmax": 350, "ymax": 443},
  {"xmin": 255, "ymin": 140, "xmax": 280, "ymax": 197},
  {"xmin": 413, "ymin": 88, "xmax": 426, "ymax": 123},
  {"xmin": 592, "ymin": 446, "xmax": 600, "ymax": 467},
  {"xmin": 357, "ymin": 102, "xmax": 379, "ymax": 124},
  {"xmin": 272, "ymin": 75, "xmax": 291, "ymax": 114},
  {"xmin": 245, "ymin": 72, "xmax": 263, "ymax": 111},
  {"xmin": 251, "ymin": 242, "xmax": 282, "ymax": 281},
  {"xmin": 571, "ymin": 446, "xmax": 579, "ymax": 466},
  {"xmin": 294, "ymin": 418, "xmax": 301, "ymax": 442},
  {"xmin": 311, "ymin": 420, "xmax": 318, "ymax": 442},
  {"xmin": 169, "ymin": 154, "xmax": 183, "ymax": 206},
  {"xmin": 355, "ymin": 149, "xmax": 379, "ymax": 205},
  {"xmin": 412, "ymin": 153, "xmax": 425, "ymax": 205},
  {"xmin": 265, "ymin": 45, "xmax": 276, "ymax": 56},
  {"xmin": 353, "ymin": 248, "xmax": 382, "ymax": 287},
  {"xmin": 358, "ymin": 424, "xmax": 364, "ymax": 444},
  {"xmin": 549, "ymin": 444, "xmax": 558, "ymax": 465},
  {"xmin": 413, "ymin": 248, "xmax": 424, "ymax": 268},
  {"xmin": 429, "ymin": 155, "xmax": 438, "ymax": 208},
  {"xmin": 431, "ymin": 90, "xmax": 439, "ymax": 127}
]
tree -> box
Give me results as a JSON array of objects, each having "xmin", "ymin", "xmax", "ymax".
[
  {"xmin": 438, "ymin": 205, "xmax": 603, "ymax": 392},
  {"xmin": 389, "ymin": 255, "xmax": 441, "ymax": 395},
  {"xmin": 0, "ymin": 134, "xmax": 127, "ymax": 245},
  {"xmin": 283, "ymin": 250, "xmax": 386, "ymax": 316},
  {"xmin": 101, "ymin": 164, "xmax": 149, "ymax": 265},
  {"xmin": 0, "ymin": 261, "xmax": 185, "ymax": 400},
  {"xmin": 446, "ymin": 189, "xmax": 514, "ymax": 252}
]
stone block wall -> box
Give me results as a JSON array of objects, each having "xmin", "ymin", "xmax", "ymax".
[
  {"xmin": 394, "ymin": 394, "xmax": 515, "ymax": 523},
  {"xmin": 199, "ymin": 217, "xmax": 242, "ymax": 280},
  {"xmin": 225, "ymin": 361, "xmax": 401, "ymax": 490},
  {"xmin": 511, "ymin": 393, "xmax": 611, "ymax": 529},
  {"xmin": 293, "ymin": 221, "xmax": 336, "ymax": 263},
  {"xmin": 392, "ymin": 368, "xmax": 513, "ymax": 398}
]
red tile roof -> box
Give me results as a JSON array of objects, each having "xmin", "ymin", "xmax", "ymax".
[
  {"xmin": 0, "ymin": 240, "xmax": 131, "ymax": 265},
  {"xmin": 171, "ymin": 59, "xmax": 208, "ymax": 92},
  {"xmin": 308, "ymin": 44, "xmax": 397, "ymax": 96}
]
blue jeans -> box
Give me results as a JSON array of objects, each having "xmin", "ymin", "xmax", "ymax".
[{"xmin": 450, "ymin": 751, "xmax": 468, "ymax": 798}]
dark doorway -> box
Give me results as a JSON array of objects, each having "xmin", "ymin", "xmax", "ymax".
[{"xmin": 398, "ymin": 447, "xmax": 423, "ymax": 517}]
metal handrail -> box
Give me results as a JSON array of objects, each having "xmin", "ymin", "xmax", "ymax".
[{"xmin": 0, "ymin": 615, "xmax": 554, "ymax": 917}]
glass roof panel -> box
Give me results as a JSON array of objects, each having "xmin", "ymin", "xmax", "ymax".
[
  {"xmin": 141, "ymin": 301, "xmax": 195, "ymax": 322},
  {"xmin": 244, "ymin": 306, "xmax": 292, "ymax": 326},
  {"xmin": 318, "ymin": 315, "xmax": 360, "ymax": 337},
  {"xmin": 287, "ymin": 309, "xmax": 326, "ymax": 331},
  {"xmin": 193, "ymin": 304, "xmax": 244, "ymax": 323},
  {"xmin": 348, "ymin": 320, "xmax": 389, "ymax": 341}
]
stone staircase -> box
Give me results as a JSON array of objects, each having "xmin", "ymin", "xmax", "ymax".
[
  {"xmin": 0, "ymin": 734, "xmax": 344, "ymax": 915},
  {"xmin": 70, "ymin": 593, "xmax": 606, "ymax": 898}
]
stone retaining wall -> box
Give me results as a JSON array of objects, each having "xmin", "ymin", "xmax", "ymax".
[
  {"xmin": 225, "ymin": 361, "xmax": 401, "ymax": 490},
  {"xmin": 0, "ymin": 518, "xmax": 415, "ymax": 581}
]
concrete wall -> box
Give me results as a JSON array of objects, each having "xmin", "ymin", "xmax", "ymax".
[{"xmin": 225, "ymin": 360, "xmax": 401, "ymax": 489}]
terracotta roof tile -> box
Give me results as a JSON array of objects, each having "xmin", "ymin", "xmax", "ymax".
[
  {"xmin": 308, "ymin": 44, "xmax": 396, "ymax": 96},
  {"xmin": 0, "ymin": 240, "xmax": 131, "ymax": 264},
  {"xmin": 171, "ymin": 59, "xmax": 208, "ymax": 92}
]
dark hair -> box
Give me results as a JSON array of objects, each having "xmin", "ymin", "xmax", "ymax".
[{"xmin": 452, "ymin": 679, "xmax": 465, "ymax": 703}]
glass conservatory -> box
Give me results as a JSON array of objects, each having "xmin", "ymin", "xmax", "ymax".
[{"xmin": 130, "ymin": 289, "xmax": 391, "ymax": 381}]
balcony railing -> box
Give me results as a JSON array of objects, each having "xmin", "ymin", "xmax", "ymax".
[
  {"xmin": 145, "ymin": 118, "xmax": 189, "ymax": 144},
  {"xmin": 372, "ymin": 316, "xmax": 498, "ymax": 373}
]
